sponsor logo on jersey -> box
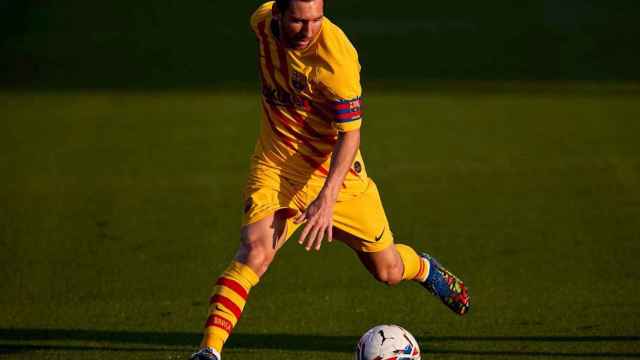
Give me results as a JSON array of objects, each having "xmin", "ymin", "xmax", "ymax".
[
  {"xmin": 262, "ymin": 84, "xmax": 308, "ymax": 108},
  {"xmin": 291, "ymin": 70, "xmax": 307, "ymax": 92}
]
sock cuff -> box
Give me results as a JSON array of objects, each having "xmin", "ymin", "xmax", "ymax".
[
  {"xmin": 395, "ymin": 244, "xmax": 421, "ymax": 281},
  {"xmin": 228, "ymin": 261, "xmax": 260, "ymax": 288}
]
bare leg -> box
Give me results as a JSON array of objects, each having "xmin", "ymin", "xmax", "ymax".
[
  {"xmin": 333, "ymin": 227, "xmax": 470, "ymax": 315},
  {"xmin": 197, "ymin": 209, "xmax": 292, "ymax": 355},
  {"xmin": 235, "ymin": 209, "xmax": 291, "ymax": 277},
  {"xmin": 333, "ymin": 227, "xmax": 405, "ymax": 286}
]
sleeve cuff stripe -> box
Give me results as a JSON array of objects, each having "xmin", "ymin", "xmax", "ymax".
[
  {"xmin": 333, "ymin": 98, "xmax": 363, "ymax": 110},
  {"xmin": 335, "ymin": 116, "xmax": 362, "ymax": 124},
  {"xmin": 336, "ymin": 111, "xmax": 362, "ymax": 120},
  {"xmin": 336, "ymin": 107, "xmax": 361, "ymax": 115}
]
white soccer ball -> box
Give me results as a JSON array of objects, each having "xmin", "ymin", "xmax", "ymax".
[{"xmin": 355, "ymin": 324, "xmax": 421, "ymax": 360}]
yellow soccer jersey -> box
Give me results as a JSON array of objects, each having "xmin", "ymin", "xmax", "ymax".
[{"xmin": 249, "ymin": 1, "xmax": 367, "ymax": 186}]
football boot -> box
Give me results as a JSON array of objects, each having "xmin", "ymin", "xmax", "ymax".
[{"xmin": 421, "ymin": 252, "xmax": 470, "ymax": 315}]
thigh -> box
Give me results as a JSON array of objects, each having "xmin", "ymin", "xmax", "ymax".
[
  {"xmin": 242, "ymin": 166, "xmax": 307, "ymax": 242},
  {"xmin": 239, "ymin": 209, "xmax": 290, "ymax": 252},
  {"xmin": 332, "ymin": 178, "xmax": 394, "ymax": 253},
  {"xmin": 333, "ymin": 227, "xmax": 401, "ymax": 275}
]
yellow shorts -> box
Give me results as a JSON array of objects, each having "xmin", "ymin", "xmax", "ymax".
[{"xmin": 242, "ymin": 165, "xmax": 394, "ymax": 253}]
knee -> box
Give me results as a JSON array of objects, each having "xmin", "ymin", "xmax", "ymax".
[
  {"xmin": 372, "ymin": 263, "xmax": 404, "ymax": 286},
  {"xmin": 236, "ymin": 235, "xmax": 275, "ymax": 276}
]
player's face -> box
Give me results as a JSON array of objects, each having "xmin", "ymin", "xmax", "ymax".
[{"xmin": 276, "ymin": 0, "xmax": 324, "ymax": 50}]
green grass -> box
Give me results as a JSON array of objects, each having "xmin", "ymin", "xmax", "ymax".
[
  {"xmin": 1, "ymin": 87, "xmax": 640, "ymax": 359},
  {"xmin": 4, "ymin": 1, "xmax": 640, "ymax": 88}
]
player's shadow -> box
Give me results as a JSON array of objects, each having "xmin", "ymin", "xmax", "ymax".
[{"xmin": 1, "ymin": 329, "xmax": 639, "ymax": 358}]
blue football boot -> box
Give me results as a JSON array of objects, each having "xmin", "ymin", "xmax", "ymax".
[
  {"xmin": 189, "ymin": 348, "xmax": 220, "ymax": 360},
  {"xmin": 421, "ymin": 252, "xmax": 470, "ymax": 315}
]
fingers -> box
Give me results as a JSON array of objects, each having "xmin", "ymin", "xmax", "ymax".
[
  {"xmin": 313, "ymin": 223, "xmax": 325, "ymax": 250},
  {"xmin": 295, "ymin": 200, "xmax": 334, "ymax": 251},
  {"xmin": 307, "ymin": 225, "xmax": 321, "ymax": 251},
  {"xmin": 298, "ymin": 219, "xmax": 332, "ymax": 251},
  {"xmin": 298, "ymin": 219, "xmax": 312, "ymax": 246}
]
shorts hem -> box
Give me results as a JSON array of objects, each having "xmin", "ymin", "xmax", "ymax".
[
  {"xmin": 242, "ymin": 206, "xmax": 298, "ymax": 228},
  {"xmin": 333, "ymin": 223, "xmax": 394, "ymax": 253}
]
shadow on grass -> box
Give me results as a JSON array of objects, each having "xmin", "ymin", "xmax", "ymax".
[{"xmin": 0, "ymin": 329, "xmax": 639, "ymax": 357}]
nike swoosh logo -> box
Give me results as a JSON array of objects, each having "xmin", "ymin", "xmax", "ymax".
[{"xmin": 375, "ymin": 227, "xmax": 385, "ymax": 241}]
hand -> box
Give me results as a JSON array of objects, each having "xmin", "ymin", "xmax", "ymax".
[{"xmin": 294, "ymin": 192, "xmax": 335, "ymax": 251}]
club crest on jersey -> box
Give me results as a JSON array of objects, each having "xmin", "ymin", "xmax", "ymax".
[
  {"xmin": 291, "ymin": 70, "xmax": 307, "ymax": 92},
  {"xmin": 353, "ymin": 161, "xmax": 362, "ymax": 174}
]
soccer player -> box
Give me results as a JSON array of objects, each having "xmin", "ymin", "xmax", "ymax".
[{"xmin": 190, "ymin": 1, "xmax": 470, "ymax": 359}]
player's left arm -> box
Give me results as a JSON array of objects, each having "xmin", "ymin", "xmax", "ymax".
[
  {"xmin": 294, "ymin": 129, "xmax": 360, "ymax": 251},
  {"xmin": 295, "ymin": 27, "xmax": 362, "ymax": 251}
]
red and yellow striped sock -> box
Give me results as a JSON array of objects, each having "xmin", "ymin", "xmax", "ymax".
[
  {"xmin": 396, "ymin": 244, "xmax": 429, "ymax": 282},
  {"xmin": 201, "ymin": 261, "xmax": 260, "ymax": 354}
]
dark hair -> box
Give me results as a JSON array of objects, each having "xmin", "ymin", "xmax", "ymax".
[{"xmin": 274, "ymin": 0, "xmax": 315, "ymax": 13}]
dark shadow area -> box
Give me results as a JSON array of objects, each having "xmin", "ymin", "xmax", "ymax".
[
  {"xmin": 1, "ymin": 1, "xmax": 639, "ymax": 90},
  {"xmin": 427, "ymin": 349, "xmax": 640, "ymax": 358},
  {"xmin": 1, "ymin": 329, "xmax": 639, "ymax": 357},
  {"xmin": 1, "ymin": 344, "xmax": 164, "ymax": 354},
  {"xmin": 427, "ymin": 336, "xmax": 640, "ymax": 342}
]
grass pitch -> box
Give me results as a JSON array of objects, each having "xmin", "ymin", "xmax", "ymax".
[{"xmin": 1, "ymin": 86, "xmax": 640, "ymax": 359}]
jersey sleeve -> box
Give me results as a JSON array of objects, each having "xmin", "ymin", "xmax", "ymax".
[
  {"xmin": 250, "ymin": 1, "xmax": 274, "ymax": 34},
  {"xmin": 315, "ymin": 26, "xmax": 363, "ymax": 132}
]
